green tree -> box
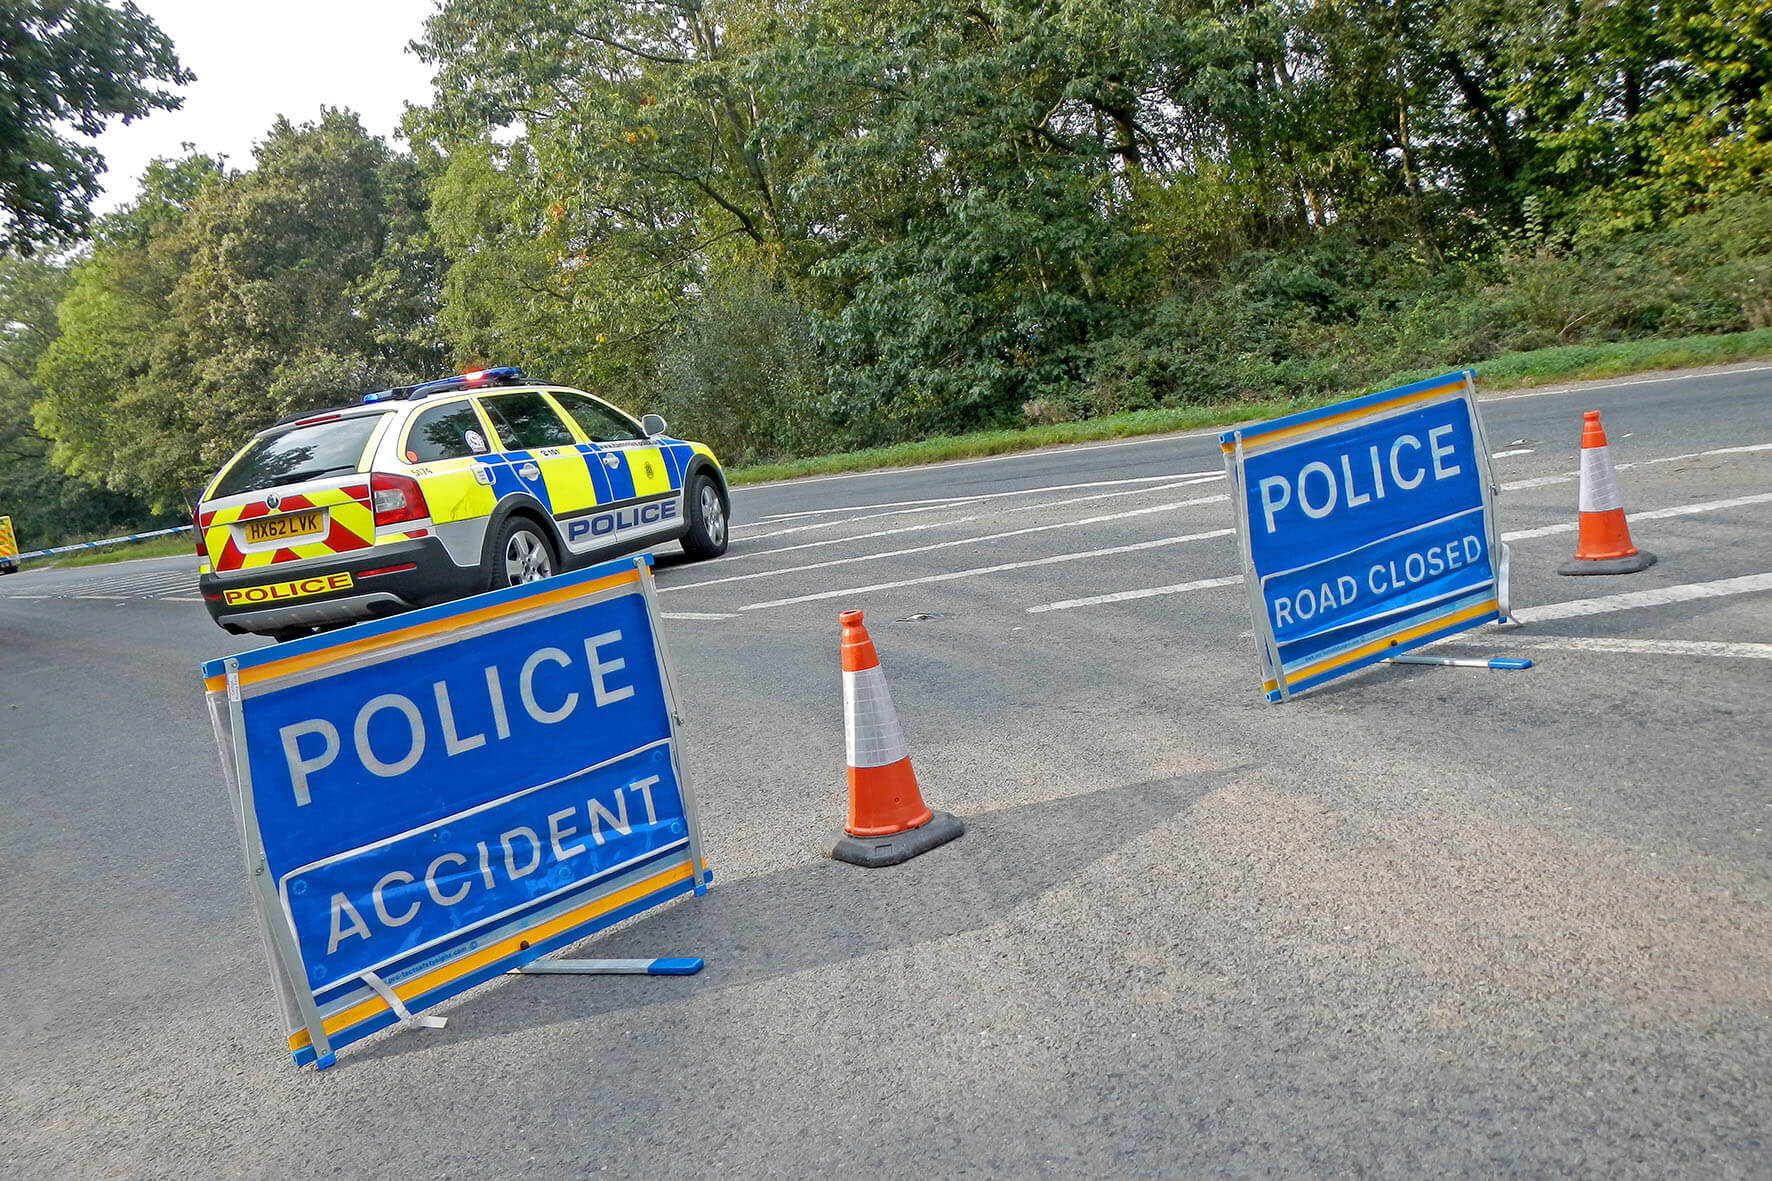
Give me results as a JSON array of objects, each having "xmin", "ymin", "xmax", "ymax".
[
  {"xmin": 169, "ymin": 109, "xmax": 445, "ymax": 474},
  {"xmin": 36, "ymin": 116, "xmax": 445, "ymax": 509},
  {"xmin": 33, "ymin": 153, "xmax": 219, "ymax": 508},
  {"xmin": 0, "ymin": 253, "xmax": 163, "ymax": 546},
  {"xmin": 0, "ymin": 0, "xmax": 191, "ymax": 254}
]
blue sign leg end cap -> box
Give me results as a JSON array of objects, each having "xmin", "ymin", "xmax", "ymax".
[
  {"xmin": 827, "ymin": 811, "xmax": 964, "ymax": 868},
  {"xmin": 648, "ymin": 957, "xmax": 704, "ymax": 975},
  {"xmin": 314, "ymin": 1051, "xmax": 337, "ymax": 1070},
  {"xmin": 1558, "ymin": 550, "xmax": 1656, "ymax": 576}
]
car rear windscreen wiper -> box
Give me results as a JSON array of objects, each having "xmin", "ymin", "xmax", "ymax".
[{"xmin": 275, "ymin": 464, "xmax": 362, "ymax": 484}]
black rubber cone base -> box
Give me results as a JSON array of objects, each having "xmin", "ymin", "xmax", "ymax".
[
  {"xmin": 1558, "ymin": 550, "xmax": 1657, "ymax": 576},
  {"xmin": 828, "ymin": 811, "xmax": 964, "ymax": 867}
]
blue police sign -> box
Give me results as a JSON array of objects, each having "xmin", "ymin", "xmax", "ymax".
[
  {"xmin": 203, "ymin": 555, "xmax": 708, "ymax": 1068},
  {"xmin": 1219, "ymin": 372, "xmax": 1511, "ymax": 700}
]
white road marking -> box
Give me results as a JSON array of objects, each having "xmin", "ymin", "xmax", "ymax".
[
  {"xmin": 1511, "ymin": 573, "xmax": 1772, "ymax": 623},
  {"xmin": 737, "ymin": 437, "xmax": 1236, "ymax": 492},
  {"xmin": 676, "ymin": 496, "xmax": 1229, "ymax": 592},
  {"xmin": 1499, "ymin": 440, "xmax": 1771, "ymax": 493},
  {"xmin": 1483, "ymin": 363, "xmax": 1772, "ymax": 402},
  {"xmin": 739, "ymin": 471, "xmax": 1223, "ymax": 537},
  {"xmin": 1644, "ymin": 441, "xmax": 1772, "ymax": 463},
  {"xmin": 746, "ymin": 471, "xmax": 1214, "ymax": 522},
  {"xmin": 662, "ymin": 611, "xmax": 740, "ymax": 620},
  {"xmin": 727, "ymin": 481, "xmax": 1227, "ymax": 563},
  {"xmin": 1500, "ymin": 490, "xmax": 1772, "ymax": 541},
  {"xmin": 1021, "ymin": 492, "xmax": 1772, "ymax": 616},
  {"xmin": 1492, "ymin": 448, "xmax": 1534, "ymax": 458},
  {"xmin": 738, "ymin": 529, "xmax": 1236, "ymax": 611},
  {"xmin": 1027, "ymin": 576, "xmax": 1243, "ymax": 614},
  {"xmin": 1528, "ymin": 637, "xmax": 1772, "ymax": 660}
]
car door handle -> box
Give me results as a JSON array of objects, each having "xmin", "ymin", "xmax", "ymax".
[
  {"xmin": 600, "ymin": 453, "xmax": 622, "ymax": 468},
  {"xmin": 517, "ymin": 462, "xmax": 540, "ymax": 480}
]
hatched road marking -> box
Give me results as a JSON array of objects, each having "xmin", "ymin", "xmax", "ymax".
[
  {"xmin": 1500, "ymin": 491, "xmax": 1772, "ymax": 541},
  {"xmin": 1025, "ymin": 490, "xmax": 1772, "ymax": 614},
  {"xmin": 1511, "ymin": 572, "xmax": 1772, "ymax": 623},
  {"xmin": 738, "ymin": 471, "xmax": 1223, "ymax": 537},
  {"xmin": 1525, "ymin": 637, "xmax": 1772, "ymax": 660},
  {"xmin": 727, "ymin": 482, "xmax": 1227, "ymax": 561},
  {"xmin": 1028, "ymin": 576, "xmax": 1244, "ymax": 614},
  {"xmin": 2, "ymin": 569, "xmax": 199, "ymax": 601},
  {"xmin": 739, "ymin": 529, "xmax": 1236, "ymax": 612},
  {"xmin": 674, "ymin": 495, "xmax": 1230, "ymax": 592}
]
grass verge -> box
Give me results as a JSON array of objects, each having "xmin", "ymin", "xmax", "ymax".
[{"xmin": 730, "ymin": 328, "xmax": 1772, "ymax": 485}]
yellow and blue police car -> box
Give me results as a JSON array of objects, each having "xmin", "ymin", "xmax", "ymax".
[{"xmin": 195, "ymin": 367, "xmax": 729, "ymax": 640}]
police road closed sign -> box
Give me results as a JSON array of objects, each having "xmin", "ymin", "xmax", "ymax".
[
  {"xmin": 1219, "ymin": 372, "xmax": 1509, "ymax": 701},
  {"xmin": 202, "ymin": 555, "xmax": 708, "ymax": 1067}
]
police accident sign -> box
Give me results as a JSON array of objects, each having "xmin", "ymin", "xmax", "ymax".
[
  {"xmin": 202, "ymin": 555, "xmax": 708, "ymax": 1068},
  {"xmin": 1219, "ymin": 371, "xmax": 1510, "ymax": 701}
]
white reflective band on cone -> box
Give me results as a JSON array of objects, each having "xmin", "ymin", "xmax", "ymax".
[
  {"xmin": 1579, "ymin": 446, "xmax": 1624, "ymax": 513},
  {"xmin": 843, "ymin": 666, "xmax": 908, "ymax": 768}
]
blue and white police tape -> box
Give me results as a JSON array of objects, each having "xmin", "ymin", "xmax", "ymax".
[{"xmin": 11, "ymin": 524, "xmax": 192, "ymax": 562}]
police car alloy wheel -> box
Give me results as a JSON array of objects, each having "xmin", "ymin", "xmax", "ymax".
[
  {"xmin": 496, "ymin": 520, "xmax": 556, "ymax": 586},
  {"xmin": 681, "ymin": 474, "xmax": 729, "ymax": 559}
]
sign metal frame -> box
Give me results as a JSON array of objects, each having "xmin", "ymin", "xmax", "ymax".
[{"xmin": 203, "ymin": 554, "xmax": 709, "ymax": 1068}]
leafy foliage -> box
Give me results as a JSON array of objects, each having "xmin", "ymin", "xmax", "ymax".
[
  {"xmin": 13, "ymin": 0, "xmax": 1772, "ymax": 539},
  {"xmin": 35, "ymin": 116, "xmax": 443, "ymax": 510},
  {"xmin": 0, "ymin": 0, "xmax": 190, "ymax": 255}
]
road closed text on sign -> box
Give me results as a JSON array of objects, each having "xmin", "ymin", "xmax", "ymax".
[
  {"xmin": 1220, "ymin": 372, "xmax": 1508, "ymax": 700},
  {"xmin": 202, "ymin": 555, "xmax": 708, "ymax": 1067}
]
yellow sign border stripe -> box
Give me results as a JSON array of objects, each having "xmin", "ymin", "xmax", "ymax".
[
  {"xmin": 1221, "ymin": 380, "xmax": 1466, "ymax": 456},
  {"xmin": 204, "ymin": 567, "xmax": 642, "ymax": 693},
  {"xmin": 286, "ymin": 858, "xmax": 697, "ymax": 1052},
  {"xmin": 1262, "ymin": 597, "xmax": 1499, "ymax": 693}
]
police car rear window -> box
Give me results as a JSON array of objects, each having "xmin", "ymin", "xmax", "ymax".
[
  {"xmin": 405, "ymin": 403, "xmax": 487, "ymax": 462},
  {"xmin": 211, "ymin": 413, "xmax": 386, "ymax": 498}
]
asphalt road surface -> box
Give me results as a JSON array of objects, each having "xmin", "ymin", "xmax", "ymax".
[{"xmin": 3, "ymin": 364, "xmax": 1770, "ymax": 1176}]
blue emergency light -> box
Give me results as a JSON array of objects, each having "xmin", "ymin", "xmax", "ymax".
[{"xmin": 361, "ymin": 367, "xmax": 525, "ymax": 404}]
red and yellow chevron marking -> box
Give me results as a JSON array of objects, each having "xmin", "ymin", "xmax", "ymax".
[{"xmin": 199, "ymin": 485, "xmax": 374, "ymax": 573}]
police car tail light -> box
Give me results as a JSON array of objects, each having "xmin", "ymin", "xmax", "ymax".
[
  {"xmin": 371, "ymin": 472, "xmax": 430, "ymax": 527},
  {"xmin": 192, "ymin": 510, "xmax": 210, "ymax": 560}
]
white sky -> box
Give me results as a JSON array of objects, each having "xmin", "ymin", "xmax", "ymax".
[{"xmin": 92, "ymin": 0, "xmax": 440, "ymax": 213}]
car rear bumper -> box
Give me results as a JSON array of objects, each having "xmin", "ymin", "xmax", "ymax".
[{"xmin": 200, "ymin": 536, "xmax": 482, "ymax": 635}]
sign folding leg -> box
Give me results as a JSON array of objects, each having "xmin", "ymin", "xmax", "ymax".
[{"xmin": 513, "ymin": 957, "xmax": 704, "ymax": 976}]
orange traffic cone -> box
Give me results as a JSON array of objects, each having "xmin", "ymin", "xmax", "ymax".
[
  {"xmin": 827, "ymin": 610, "xmax": 963, "ymax": 867},
  {"xmin": 1558, "ymin": 410, "xmax": 1656, "ymax": 576}
]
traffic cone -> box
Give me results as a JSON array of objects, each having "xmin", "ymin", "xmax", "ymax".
[
  {"xmin": 827, "ymin": 609, "xmax": 963, "ymax": 867},
  {"xmin": 1558, "ymin": 410, "xmax": 1656, "ymax": 576}
]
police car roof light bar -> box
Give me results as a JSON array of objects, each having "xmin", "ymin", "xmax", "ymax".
[
  {"xmin": 406, "ymin": 366, "xmax": 525, "ymax": 400},
  {"xmin": 358, "ymin": 367, "xmax": 524, "ymax": 406}
]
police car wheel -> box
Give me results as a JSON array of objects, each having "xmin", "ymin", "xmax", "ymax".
[
  {"xmin": 491, "ymin": 518, "xmax": 557, "ymax": 588},
  {"xmin": 680, "ymin": 475, "xmax": 728, "ymax": 559}
]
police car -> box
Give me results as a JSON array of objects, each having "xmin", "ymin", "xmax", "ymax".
[{"xmin": 196, "ymin": 367, "xmax": 729, "ymax": 640}]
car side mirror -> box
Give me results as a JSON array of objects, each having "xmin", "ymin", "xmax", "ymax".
[{"xmin": 640, "ymin": 413, "xmax": 667, "ymax": 437}]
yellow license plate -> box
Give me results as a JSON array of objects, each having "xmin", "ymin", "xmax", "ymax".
[
  {"xmin": 244, "ymin": 509, "xmax": 323, "ymax": 545},
  {"xmin": 222, "ymin": 571, "xmax": 355, "ymax": 607}
]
